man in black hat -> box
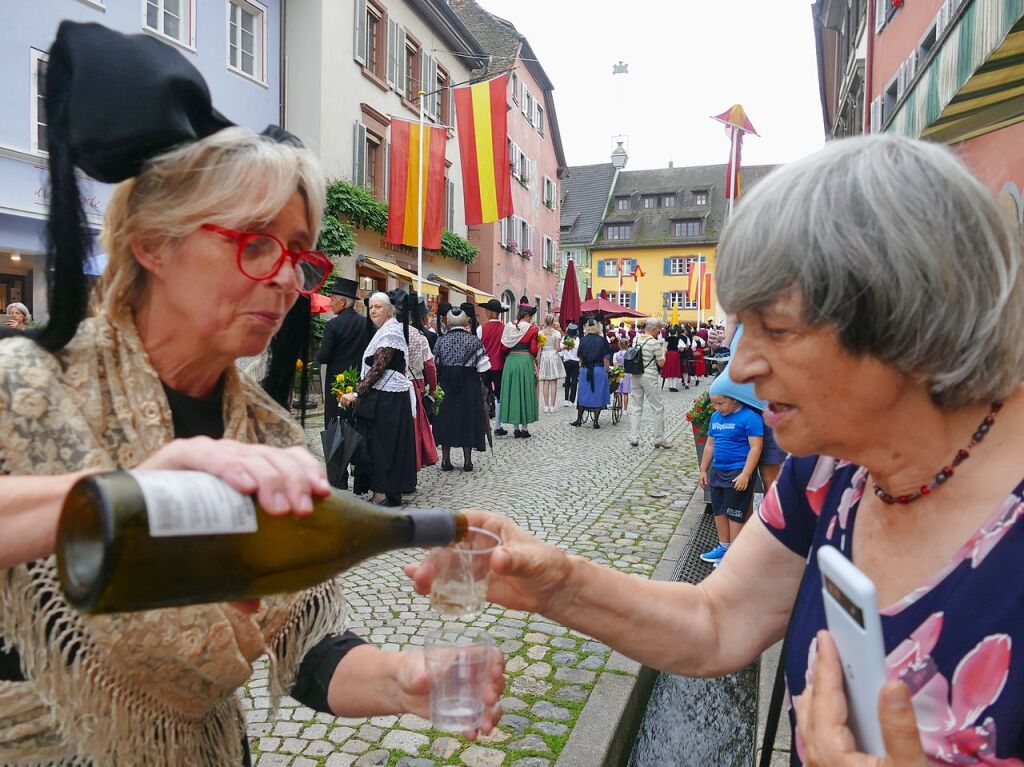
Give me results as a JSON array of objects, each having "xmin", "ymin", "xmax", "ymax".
[
  {"xmin": 316, "ymin": 277, "xmax": 370, "ymax": 426},
  {"xmin": 476, "ymin": 298, "xmax": 507, "ymax": 430}
]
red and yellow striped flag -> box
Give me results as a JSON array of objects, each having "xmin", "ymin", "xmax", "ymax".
[
  {"xmin": 687, "ymin": 261, "xmax": 706, "ymax": 302},
  {"xmin": 385, "ymin": 118, "xmax": 447, "ymax": 250},
  {"xmin": 703, "ymin": 272, "xmax": 713, "ymax": 310},
  {"xmin": 454, "ymin": 74, "xmax": 513, "ymax": 225}
]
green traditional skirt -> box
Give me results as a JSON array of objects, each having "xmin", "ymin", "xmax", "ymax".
[{"xmin": 500, "ymin": 351, "xmax": 539, "ymax": 426}]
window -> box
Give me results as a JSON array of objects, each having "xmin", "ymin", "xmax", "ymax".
[
  {"xmin": 228, "ymin": 0, "xmax": 266, "ymax": 83},
  {"xmin": 510, "ymin": 72, "xmax": 519, "ymax": 104},
  {"xmin": 508, "ymin": 140, "xmax": 521, "ymax": 179},
  {"xmin": 666, "ymin": 291, "xmax": 696, "ymax": 309},
  {"xmin": 144, "ymin": 0, "xmax": 195, "ymax": 49},
  {"xmin": 563, "ymin": 249, "xmax": 580, "ymax": 263},
  {"xmin": 609, "ymin": 292, "xmax": 636, "ymax": 308},
  {"xmin": 365, "ymin": 136, "xmax": 381, "ymax": 196},
  {"xmin": 642, "ymin": 195, "xmax": 659, "ymax": 209},
  {"xmin": 661, "ymin": 194, "xmax": 676, "ymax": 207},
  {"xmin": 520, "ymin": 219, "xmax": 533, "ymax": 255},
  {"xmin": 536, "ymin": 104, "xmax": 544, "ymax": 136},
  {"xmin": 437, "ymin": 65, "xmax": 450, "ymax": 126},
  {"xmin": 919, "ymin": 23, "xmax": 937, "ymax": 61},
  {"xmin": 405, "ymin": 37, "xmax": 421, "ymax": 100},
  {"xmin": 523, "ymin": 87, "xmax": 533, "ymax": 124},
  {"xmin": 543, "ymin": 176, "xmax": 556, "ymax": 208},
  {"xmin": 692, "ymin": 189, "xmax": 709, "ymax": 206},
  {"xmin": 605, "ymin": 223, "xmax": 632, "ymax": 240},
  {"xmin": 672, "ymin": 219, "xmax": 703, "ymax": 237},
  {"xmin": 668, "ymin": 256, "xmax": 693, "ymax": 275},
  {"xmin": 615, "ymin": 196, "xmax": 631, "ymax": 211},
  {"xmin": 543, "ymin": 236, "xmax": 557, "ymax": 270},
  {"xmin": 30, "ymin": 50, "xmax": 48, "ymax": 154},
  {"xmin": 601, "ymin": 259, "xmax": 619, "ymax": 277},
  {"xmin": 354, "ymin": 106, "xmax": 390, "ymax": 199}
]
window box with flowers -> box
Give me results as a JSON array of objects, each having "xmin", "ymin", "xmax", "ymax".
[
  {"xmin": 503, "ymin": 240, "xmax": 520, "ymax": 253},
  {"xmin": 544, "ymin": 197, "xmax": 555, "ymax": 209},
  {"xmin": 521, "ymin": 249, "xmax": 534, "ymax": 260}
]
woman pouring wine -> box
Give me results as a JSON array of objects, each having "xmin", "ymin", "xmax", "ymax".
[{"xmin": 0, "ymin": 22, "xmax": 502, "ymax": 766}]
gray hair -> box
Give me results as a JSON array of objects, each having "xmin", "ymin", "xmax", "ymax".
[
  {"xmin": 716, "ymin": 134, "xmax": 1024, "ymax": 409},
  {"xmin": 368, "ymin": 292, "xmax": 393, "ymax": 314},
  {"xmin": 446, "ymin": 309, "xmax": 470, "ymax": 327},
  {"xmin": 5, "ymin": 302, "xmax": 30, "ymax": 321},
  {"xmin": 647, "ymin": 317, "xmax": 665, "ymax": 330}
]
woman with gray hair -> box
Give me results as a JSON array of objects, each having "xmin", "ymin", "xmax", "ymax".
[
  {"xmin": 4, "ymin": 303, "xmax": 30, "ymax": 330},
  {"xmin": 409, "ymin": 135, "xmax": 1024, "ymax": 765},
  {"xmin": 432, "ymin": 307, "xmax": 491, "ymax": 471}
]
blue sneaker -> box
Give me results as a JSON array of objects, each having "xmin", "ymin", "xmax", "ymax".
[{"xmin": 699, "ymin": 543, "xmax": 728, "ymax": 563}]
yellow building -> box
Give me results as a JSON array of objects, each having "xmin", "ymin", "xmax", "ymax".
[{"xmin": 590, "ymin": 162, "xmax": 775, "ymax": 324}]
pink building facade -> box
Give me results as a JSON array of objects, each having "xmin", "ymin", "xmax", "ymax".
[{"xmin": 450, "ymin": 0, "xmax": 567, "ymax": 319}]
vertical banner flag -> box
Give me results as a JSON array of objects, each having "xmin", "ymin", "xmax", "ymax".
[
  {"xmin": 386, "ymin": 118, "xmax": 447, "ymax": 250},
  {"xmin": 454, "ymin": 74, "xmax": 513, "ymax": 225},
  {"xmin": 687, "ymin": 259, "xmax": 706, "ymax": 302},
  {"xmin": 712, "ymin": 105, "xmax": 758, "ymax": 200},
  {"xmin": 703, "ymin": 272, "xmax": 713, "ymax": 311}
]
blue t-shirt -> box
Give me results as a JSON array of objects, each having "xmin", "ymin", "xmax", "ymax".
[
  {"xmin": 763, "ymin": 456, "xmax": 1024, "ymax": 765},
  {"xmin": 709, "ymin": 406, "xmax": 763, "ymax": 471}
]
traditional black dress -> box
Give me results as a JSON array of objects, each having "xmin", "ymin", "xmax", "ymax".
[{"xmin": 433, "ymin": 328, "xmax": 490, "ymax": 451}]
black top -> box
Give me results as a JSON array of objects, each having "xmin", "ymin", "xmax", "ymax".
[{"xmin": 317, "ymin": 308, "xmax": 371, "ymax": 379}]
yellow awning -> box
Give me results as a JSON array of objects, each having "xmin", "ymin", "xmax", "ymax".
[
  {"xmin": 360, "ymin": 256, "xmax": 439, "ymax": 296},
  {"xmin": 428, "ymin": 273, "xmax": 494, "ymax": 300}
]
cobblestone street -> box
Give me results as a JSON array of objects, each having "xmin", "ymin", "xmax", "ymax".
[{"xmin": 243, "ymin": 381, "xmax": 707, "ymax": 767}]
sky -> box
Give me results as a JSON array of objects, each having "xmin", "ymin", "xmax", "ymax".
[{"xmin": 475, "ymin": 0, "xmax": 826, "ymax": 171}]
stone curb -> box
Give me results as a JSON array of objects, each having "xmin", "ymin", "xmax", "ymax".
[{"xmin": 554, "ymin": 485, "xmax": 707, "ymax": 767}]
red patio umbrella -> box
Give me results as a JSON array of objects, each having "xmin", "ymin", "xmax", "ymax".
[
  {"xmin": 579, "ymin": 296, "xmax": 646, "ymax": 318},
  {"xmin": 559, "ymin": 260, "xmax": 582, "ymax": 331},
  {"xmin": 584, "ymin": 286, "xmax": 594, "ymax": 301},
  {"xmin": 310, "ymin": 293, "xmax": 333, "ymax": 313}
]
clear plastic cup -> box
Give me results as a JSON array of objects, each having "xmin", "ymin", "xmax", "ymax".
[
  {"xmin": 428, "ymin": 526, "xmax": 501, "ymax": 617},
  {"xmin": 424, "ymin": 626, "xmax": 495, "ymax": 732}
]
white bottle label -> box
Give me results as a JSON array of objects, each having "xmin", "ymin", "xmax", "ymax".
[{"xmin": 131, "ymin": 470, "xmax": 259, "ymax": 537}]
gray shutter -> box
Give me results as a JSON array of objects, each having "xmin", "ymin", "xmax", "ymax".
[
  {"xmin": 446, "ymin": 180, "xmax": 455, "ymax": 230},
  {"xmin": 396, "ymin": 26, "xmax": 407, "ymax": 97},
  {"xmin": 423, "ymin": 55, "xmax": 437, "ymax": 118},
  {"xmin": 448, "ymin": 76, "xmax": 456, "ymax": 126},
  {"xmin": 353, "ymin": 121, "xmax": 367, "ymax": 186},
  {"xmin": 386, "ymin": 18, "xmax": 398, "ymax": 87},
  {"xmin": 353, "ymin": 0, "xmax": 367, "ymax": 66},
  {"xmin": 383, "ymin": 139, "xmax": 391, "ymax": 201}
]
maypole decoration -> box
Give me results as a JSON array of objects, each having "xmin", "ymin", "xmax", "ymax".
[{"xmin": 712, "ymin": 104, "xmax": 758, "ymax": 218}]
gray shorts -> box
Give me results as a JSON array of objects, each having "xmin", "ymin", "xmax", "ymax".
[{"xmin": 760, "ymin": 424, "xmax": 787, "ymax": 466}]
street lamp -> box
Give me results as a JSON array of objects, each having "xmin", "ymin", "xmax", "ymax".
[{"xmin": 611, "ymin": 141, "xmax": 628, "ymax": 170}]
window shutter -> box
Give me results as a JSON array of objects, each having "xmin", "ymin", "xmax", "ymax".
[
  {"xmin": 422, "ymin": 55, "xmax": 437, "ymax": 117},
  {"xmin": 499, "ymin": 217, "xmax": 507, "ymax": 246},
  {"xmin": 383, "ymin": 139, "xmax": 391, "ymax": 201},
  {"xmin": 597, "ymin": 260, "xmax": 606, "ymax": 277},
  {"xmin": 870, "ymin": 96, "xmax": 882, "ymax": 132},
  {"xmin": 663, "ymin": 258, "xmax": 671, "ymax": 275},
  {"xmin": 386, "ymin": 18, "xmax": 398, "ymax": 87},
  {"xmin": 537, "ymin": 105, "xmax": 544, "ymax": 136},
  {"xmin": 630, "ymin": 292, "xmax": 637, "ymax": 310},
  {"xmin": 448, "ymin": 76, "xmax": 456, "ymax": 126},
  {"xmin": 396, "ymin": 27, "xmax": 407, "ymax": 97},
  {"xmin": 446, "ymin": 180, "xmax": 455, "ymax": 230},
  {"xmin": 875, "ymin": 0, "xmax": 886, "ymax": 32},
  {"xmin": 522, "ymin": 87, "xmax": 529, "ymax": 116},
  {"xmin": 629, "ymin": 259, "xmax": 638, "ymax": 275},
  {"xmin": 353, "ymin": 0, "xmax": 367, "ymax": 65},
  {"xmin": 353, "ymin": 122, "xmax": 367, "ymax": 187}
]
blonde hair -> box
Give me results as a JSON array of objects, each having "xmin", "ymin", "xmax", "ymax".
[
  {"xmin": 99, "ymin": 127, "xmax": 326, "ymax": 319},
  {"xmin": 543, "ymin": 313, "xmax": 558, "ymax": 328}
]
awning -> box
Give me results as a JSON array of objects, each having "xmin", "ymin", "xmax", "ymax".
[
  {"xmin": 359, "ymin": 256, "xmax": 439, "ymax": 296},
  {"xmin": 427, "ymin": 273, "xmax": 494, "ymax": 299}
]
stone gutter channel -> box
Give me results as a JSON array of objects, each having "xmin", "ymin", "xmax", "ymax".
[{"xmin": 556, "ymin": 488, "xmax": 791, "ymax": 767}]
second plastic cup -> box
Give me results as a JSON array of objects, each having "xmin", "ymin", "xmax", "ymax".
[
  {"xmin": 424, "ymin": 626, "xmax": 494, "ymax": 732},
  {"xmin": 428, "ymin": 526, "xmax": 501, "ymax": 617}
]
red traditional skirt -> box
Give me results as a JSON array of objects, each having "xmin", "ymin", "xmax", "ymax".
[
  {"xmin": 661, "ymin": 350, "xmax": 682, "ymax": 378},
  {"xmin": 412, "ymin": 378, "xmax": 439, "ymax": 470},
  {"xmin": 692, "ymin": 347, "xmax": 706, "ymax": 377}
]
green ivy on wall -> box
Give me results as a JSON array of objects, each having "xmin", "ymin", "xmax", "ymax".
[{"xmin": 440, "ymin": 228, "xmax": 478, "ymax": 264}]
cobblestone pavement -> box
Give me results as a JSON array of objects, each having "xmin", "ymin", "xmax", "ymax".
[{"xmin": 243, "ymin": 379, "xmax": 709, "ymax": 766}]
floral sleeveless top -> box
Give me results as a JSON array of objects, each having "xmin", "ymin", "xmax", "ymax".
[{"xmin": 762, "ymin": 455, "xmax": 1024, "ymax": 766}]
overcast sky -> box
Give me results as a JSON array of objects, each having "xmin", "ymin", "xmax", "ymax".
[{"xmin": 476, "ymin": 0, "xmax": 826, "ymax": 171}]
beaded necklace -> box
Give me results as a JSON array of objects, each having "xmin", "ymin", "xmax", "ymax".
[{"xmin": 872, "ymin": 400, "xmax": 1003, "ymax": 505}]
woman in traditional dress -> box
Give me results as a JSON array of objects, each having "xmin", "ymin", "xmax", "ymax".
[
  {"xmin": 339, "ymin": 291, "xmax": 417, "ymax": 506},
  {"xmin": 406, "ymin": 297, "xmax": 439, "ymax": 471},
  {"xmin": 433, "ymin": 307, "xmax": 491, "ymax": 471},
  {"xmin": 661, "ymin": 324, "xmax": 684, "ymax": 391},
  {"xmin": 499, "ymin": 300, "xmax": 540, "ymax": 438},
  {"xmin": 0, "ymin": 22, "xmax": 502, "ymax": 766},
  {"xmin": 537, "ymin": 313, "xmax": 565, "ymax": 412},
  {"xmin": 570, "ymin": 319, "xmax": 612, "ymax": 429}
]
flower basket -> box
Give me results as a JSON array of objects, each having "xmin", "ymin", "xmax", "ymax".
[
  {"xmin": 521, "ymin": 249, "xmax": 534, "ymax": 260},
  {"xmin": 686, "ymin": 392, "xmax": 713, "ymax": 442},
  {"xmin": 330, "ymin": 367, "xmax": 360, "ymax": 406}
]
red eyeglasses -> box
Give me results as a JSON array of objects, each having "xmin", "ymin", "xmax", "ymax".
[{"xmin": 200, "ymin": 224, "xmax": 332, "ymax": 296}]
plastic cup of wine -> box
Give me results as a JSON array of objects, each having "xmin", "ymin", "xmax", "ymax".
[
  {"xmin": 424, "ymin": 626, "xmax": 495, "ymax": 732},
  {"xmin": 428, "ymin": 526, "xmax": 501, "ymax": 617}
]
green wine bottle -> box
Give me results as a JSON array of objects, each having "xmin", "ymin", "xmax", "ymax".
[{"xmin": 57, "ymin": 470, "xmax": 467, "ymax": 613}]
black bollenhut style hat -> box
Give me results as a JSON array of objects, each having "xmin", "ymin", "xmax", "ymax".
[
  {"xmin": 330, "ymin": 277, "xmax": 360, "ymax": 299},
  {"xmin": 20, "ymin": 21, "xmax": 236, "ymax": 354}
]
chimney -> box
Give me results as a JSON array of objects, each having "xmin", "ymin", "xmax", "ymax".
[
  {"xmin": 611, "ymin": 141, "xmax": 628, "ymax": 170},
  {"xmin": 668, "ymin": 161, "xmax": 674, "ymax": 168}
]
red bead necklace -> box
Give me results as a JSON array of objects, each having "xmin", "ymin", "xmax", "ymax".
[{"xmin": 872, "ymin": 400, "xmax": 1004, "ymax": 505}]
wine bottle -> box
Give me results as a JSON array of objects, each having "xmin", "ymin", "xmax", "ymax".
[{"xmin": 56, "ymin": 470, "xmax": 468, "ymax": 614}]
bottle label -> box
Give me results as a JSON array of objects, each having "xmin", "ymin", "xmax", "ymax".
[{"xmin": 131, "ymin": 470, "xmax": 259, "ymax": 537}]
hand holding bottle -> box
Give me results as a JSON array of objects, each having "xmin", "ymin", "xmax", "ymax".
[
  {"xmin": 137, "ymin": 436, "xmax": 331, "ymax": 515},
  {"xmin": 406, "ymin": 510, "xmax": 576, "ymax": 616}
]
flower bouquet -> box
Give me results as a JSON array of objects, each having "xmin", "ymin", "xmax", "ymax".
[
  {"xmin": 608, "ymin": 364, "xmax": 625, "ymax": 393},
  {"xmin": 563, "ymin": 336, "xmax": 576, "ymax": 350},
  {"xmin": 431, "ymin": 385, "xmax": 445, "ymax": 415},
  {"xmin": 330, "ymin": 367, "xmax": 360, "ymax": 406},
  {"xmin": 686, "ymin": 392, "xmax": 714, "ymax": 443},
  {"xmin": 537, "ymin": 332, "xmax": 547, "ymax": 351}
]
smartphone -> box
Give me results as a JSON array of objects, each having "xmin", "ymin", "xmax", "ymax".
[{"xmin": 817, "ymin": 545, "xmax": 887, "ymax": 756}]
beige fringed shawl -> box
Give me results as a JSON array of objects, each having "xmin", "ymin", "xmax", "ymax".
[{"xmin": 0, "ymin": 312, "xmax": 346, "ymax": 766}]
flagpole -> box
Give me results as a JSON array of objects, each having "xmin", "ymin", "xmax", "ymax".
[
  {"xmin": 698, "ymin": 257, "xmax": 704, "ymax": 327},
  {"xmin": 617, "ymin": 257, "xmax": 624, "ymax": 307},
  {"xmin": 728, "ymin": 127, "xmax": 739, "ymax": 219},
  {"xmin": 416, "ymin": 90, "xmax": 426, "ymax": 296}
]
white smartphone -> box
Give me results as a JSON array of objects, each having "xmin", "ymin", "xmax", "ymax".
[{"xmin": 817, "ymin": 545, "xmax": 887, "ymax": 756}]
